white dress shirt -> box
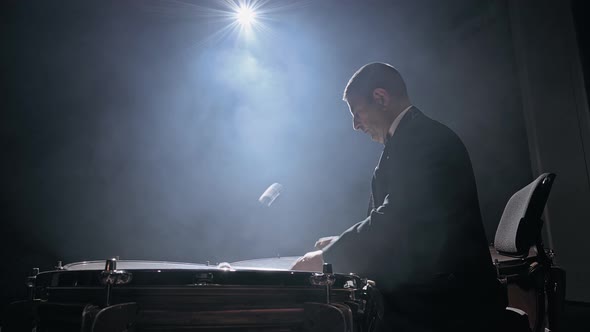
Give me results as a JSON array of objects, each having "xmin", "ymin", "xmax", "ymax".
[{"xmin": 387, "ymin": 105, "xmax": 413, "ymax": 139}]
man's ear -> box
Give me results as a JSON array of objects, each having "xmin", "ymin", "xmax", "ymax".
[{"xmin": 372, "ymin": 88, "xmax": 390, "ymax": 106}]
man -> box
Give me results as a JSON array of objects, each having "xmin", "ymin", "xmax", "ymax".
[{"xmin": 291, "ymin": 63, "xmax": 505, "ymax": 331}]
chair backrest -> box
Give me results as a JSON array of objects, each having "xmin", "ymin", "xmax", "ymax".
[{"xmin": 494, "ymin": 173, "xmax": 556, "ymax": 256}]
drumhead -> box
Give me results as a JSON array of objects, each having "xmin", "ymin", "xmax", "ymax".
[
  {"xmin": 230, "ymin": 256, "xmax": 299, "ymax": 270},
  {"xmin": 63, "ymin": 260, "xmax": 211, "ymax": 271},
  {"xmin": 63, "ymin": 258, "xmax": 302, "ymax": 272}
]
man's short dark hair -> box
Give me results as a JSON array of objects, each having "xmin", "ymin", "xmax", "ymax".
[{"xmin": 343, "ymin": 62, "xmax": 408, "ymax": 102}]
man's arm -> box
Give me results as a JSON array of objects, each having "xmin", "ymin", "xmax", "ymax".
[
  {"xmin": 320, "ymin": 194, "xmax": 400, "ymax": 276},
  {"xmin": 321, "ymin": 130, "xmax": 467, "ymax": 284}
]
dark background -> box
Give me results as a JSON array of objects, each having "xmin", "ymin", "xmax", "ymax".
[
  {"xmin": 573, "ymin": 0, "xmax": 589, "ymax": 101},
  {"xmin": 2, "ymin": 0, "xmax": 589, "ymax": 328}
]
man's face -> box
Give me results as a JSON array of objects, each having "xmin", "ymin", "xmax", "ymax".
[{"xmin": 347, "ymin": 93, "xmax": 389, "ymax": 143}]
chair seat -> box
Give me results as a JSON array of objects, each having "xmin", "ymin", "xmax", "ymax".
[
  {"xmin": 489, "ymin": 246, "xmax": 541, "ymax": 278},
  {"xmin": 489, "ymin": 246, "xmax": 537, "ymax": 263}
]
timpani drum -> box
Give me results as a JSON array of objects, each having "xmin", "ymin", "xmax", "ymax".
[{"xmin": 6, "ymin": 258, "xmax": 382, "ymax": 332}]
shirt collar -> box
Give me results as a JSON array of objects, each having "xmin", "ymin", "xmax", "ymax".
[{"xmin": 387, "ymin": 105, "xmax": 413, "ymax": 140}]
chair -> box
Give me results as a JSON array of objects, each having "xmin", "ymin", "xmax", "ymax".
[
  {"xmin": 492, "ymin": 173, "xmax": 565, "ymax": 332},
  {"xmin": 494, "ymin": 173, "xmax": 556, "ymax": 258}
]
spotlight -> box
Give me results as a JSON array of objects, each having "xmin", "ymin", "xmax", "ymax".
[{"xmin": 235, "ymin": 5, "xmax": 256, "ymax": 27}]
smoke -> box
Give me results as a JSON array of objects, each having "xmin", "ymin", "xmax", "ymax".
[{"xmin": 3, "ymin": 0, "xmax": 532, "ymax": 277}]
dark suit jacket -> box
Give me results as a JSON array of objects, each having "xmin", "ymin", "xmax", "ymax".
[{"xmin": 323, "ymin": 108, "xmax": 504, "ymax": 331}]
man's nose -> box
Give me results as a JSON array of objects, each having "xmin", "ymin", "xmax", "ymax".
[{"xmin": 353, "ymin": 118, "xmax": 361, "ymax": 131}]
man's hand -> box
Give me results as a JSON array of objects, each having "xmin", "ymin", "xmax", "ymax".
[
  {"xmin": 290, "ymin": 250, "xmax": 324, "ymax": 272},
  {"xmin": 314, "ymin": 235, "xmax": 339, "ymax": 250}
]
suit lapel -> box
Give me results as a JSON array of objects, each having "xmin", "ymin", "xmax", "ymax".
[
  {"xmin": 370, "ymin": 107, "xmax": 423, "ymax": 208},
  {"xmin": 371, "ymin": 137, "xmax": 392, "ymax": 209}
]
